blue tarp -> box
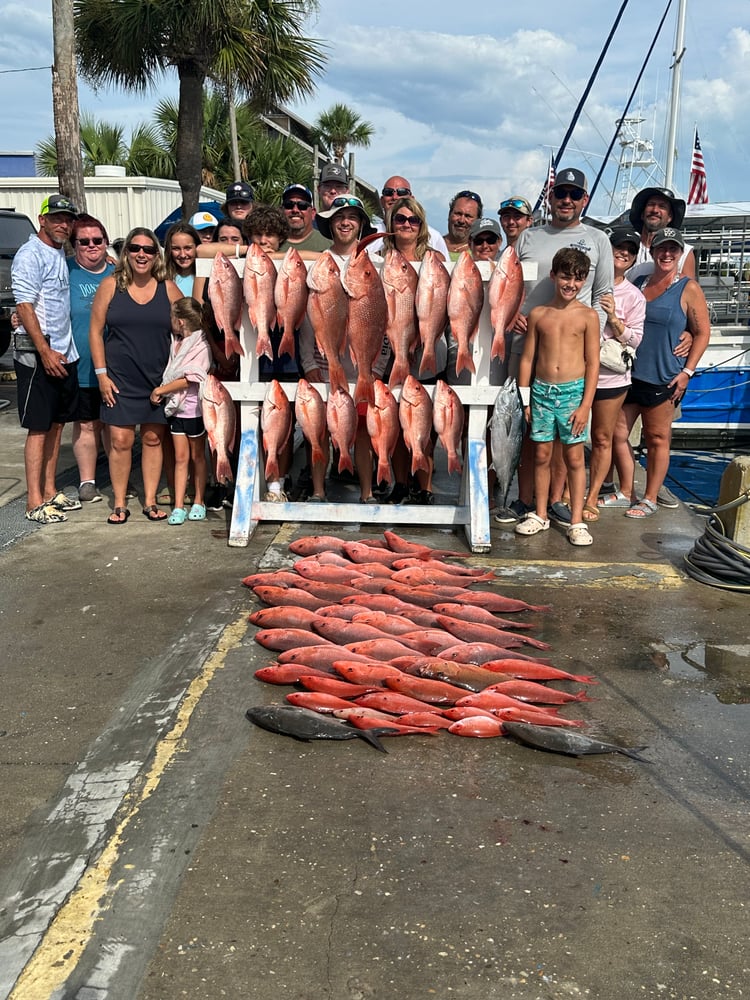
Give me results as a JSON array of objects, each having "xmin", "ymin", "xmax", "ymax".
[{"xmin": 154, "ymin": 200, "xmax": 223, "ymax": 243}]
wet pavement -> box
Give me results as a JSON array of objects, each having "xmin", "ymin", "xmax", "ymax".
[{"xmin": 0, "ymin": 353, "xmax": 748, "ymax": 1000}]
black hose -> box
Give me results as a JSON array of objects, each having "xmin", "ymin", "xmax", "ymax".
[{"xmin": 684, "ymin": 498, "xmax": 750, "ymax": 591}]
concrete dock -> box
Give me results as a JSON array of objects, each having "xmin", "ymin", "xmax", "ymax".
[{"xmin": 0, "ymin": 357, "xmax": 748, "ymax": 1000}]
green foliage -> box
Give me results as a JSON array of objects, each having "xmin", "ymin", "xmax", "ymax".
[{"xmin": 310, "ymin": 102, "xmax": 375, "ymax": 163}]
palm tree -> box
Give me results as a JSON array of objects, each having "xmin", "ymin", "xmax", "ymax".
[
  {"xmin": 310, "ymin": 103, "xmax": 375, "ymax": 164},
  {"xmin": 74, "ymin": 0, "xmax": 327, "ymax": 218},
  {"xmin": 36, "ymin": 114, "xmax": 129, "ymax": 175},
  {"xmin": 244, "ymin": 134, "xmax": 315, "ymax": 205}
]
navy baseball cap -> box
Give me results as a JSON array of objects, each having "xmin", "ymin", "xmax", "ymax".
[{"xmin": 225, "ymin": 181, "xmax": 254, "ymax": 203}]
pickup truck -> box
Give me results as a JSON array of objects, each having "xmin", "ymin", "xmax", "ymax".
[{"xmin": 0, "ymin": 208, "xmax": 37, "ymax": 356}]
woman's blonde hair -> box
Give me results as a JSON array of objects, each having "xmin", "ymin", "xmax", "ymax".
[
  {"xmin": 114, "ymin": 227, "xmax": 167, "ymax": 290},
  {"xmin": 383, "ymin": 197, "xmax": 429, "ymax": 260},
  {"xmin": 170, "ymin": 296, "xmax": 204, "ymax": 332}
]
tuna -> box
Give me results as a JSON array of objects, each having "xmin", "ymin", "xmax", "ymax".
[
  {"xmin": 432, "ymin": 380, "xmax": 464, "ymax": 475},
  {"xmin": 201, "ymin": 373, "xmax": 236, "ymax": 483},
  {"xmin": 243, "ymin": 242, "xmax": 277, "ymax": 361},
  {"xmin": 261, "ymin": 379, "xmax": 292, "ymax": 482},
  {"xmin": 245, "ymin": 705, "xmax": 388, "ymax": 752},
  {"xmin": 274, "ymin": 246, "xmax": 309, "ymax": 360},
  {"xmin": 208, "ymin": 253, "xmax": 244, "ymax": 359},
  {"xmin": 382, "ymin": 248, "xmax": 419, "ymax": 388},
  {"xmin": 503, "ymin": 722, "xmax": 648, "ymax": 760},
  {"xmin": 489, "ymin": 378, "xmax": 524, "ymax": 514},
  {"xmin": 488, "ymin": 245, "xmax": 525, "ymax": 362},
  {"xmin": 447, "ymin": 250, "xmax": 483, "ymax": 376},
  {"xmin": 415, "ymin": 249, "xmax": 450, "ymax": 378}
]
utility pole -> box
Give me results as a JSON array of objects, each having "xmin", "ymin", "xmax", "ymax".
[{"xmin": 51, "ymin": 0, "xmax": 86, "ymax": 212}]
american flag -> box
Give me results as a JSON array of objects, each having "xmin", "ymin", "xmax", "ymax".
[
  {"xmin": 688, "ymin": 128, "xmax": 709, "ymax": 205},
  {"xmin": 540, "ymin": 153, "xmax": 556, "ymax": 221}
]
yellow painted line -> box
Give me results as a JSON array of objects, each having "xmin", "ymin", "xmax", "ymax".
[{"xmin": 9, "ymin": 615, "xmax": 250, "ymax": 999}]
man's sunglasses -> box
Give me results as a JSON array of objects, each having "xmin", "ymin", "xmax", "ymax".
[
  {"xmin": 393, "ymin": 213, "xmax": 420, "ymax": 227},
  {"xmin": 330, "ymin": 196, "xmax": 365, "ymax": 210},
  {"xmin": 552, "ymin": 186, "xmax": 586, "ymax": 201},
  {"xmin": 283, "ymin": 199, "xmax": 312, "ymax": 211},
  {"xmin": 126, "ymin": 243, "xmax": 158, "ymax": 256},
  {"xmin": 76, "ymin": 237, "xmax": 105, "ymax": 246},
  {"xmin": 382, "ymin": 187, "xmax": 411, "ymax": 197},
  {"xmin": 499, "ymin": 198, "xmax": 530, "ymax": 213},
  {"xmin": 473, "ymin": 235, "xmax": 499, "ymax": 246}
]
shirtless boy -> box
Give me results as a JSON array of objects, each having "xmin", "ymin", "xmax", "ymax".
[{"xmin": 515, "ymin": 248, "xmax": 600, "ymax": 546}]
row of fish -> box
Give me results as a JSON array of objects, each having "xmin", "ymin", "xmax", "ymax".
[
  {"xmin": 206, "ymin": 242, "xmax": 525, "ymax": 396},
  {"xmin": 243, "ymin": 531, "xmax": 648, "ymax": 760},
  {"xmin": 261, "ymin": 375, "xmax": 464, "ymax": 486}
]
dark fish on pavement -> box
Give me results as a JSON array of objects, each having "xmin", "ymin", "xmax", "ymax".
[
  {"xmin": 503, "ymin": 722, "xmax": 649, "ymax": 761},
  {"xmin": 245, "ymin": 705, "xmax": 388, "ymax": 752},
  {"xmin": 489, "ymin": 378, "xmax": 524, "ymax": 515}
]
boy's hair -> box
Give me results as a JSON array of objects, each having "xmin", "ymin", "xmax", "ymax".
[
  {"xmin": 171, "ymin": 296, "xmax": 204, "ymax": 331},
  {"xmin": 242, "ymin": 205, "xmax": 290, "ymax": 242},
  {"xmin": 551, "ymin": 247, "xmax": 591, "ymax": 280}
]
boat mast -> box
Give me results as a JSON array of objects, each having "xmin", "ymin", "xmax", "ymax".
[{"xmin": 664, "ymin": 0, "xmax": 687, "ymax": 190}]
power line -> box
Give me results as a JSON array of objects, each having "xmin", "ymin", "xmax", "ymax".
[{"xmin": 0, "ymin": 65, "xmax": 51, "ymax": 75}]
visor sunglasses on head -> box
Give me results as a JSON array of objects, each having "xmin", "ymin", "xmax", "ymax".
[
  {"xmin": 454, "ymin": 190, "xmax": 482, "ymax": 205},
  {"xmin": 552, "ymin": 186, "xmax": 586, "ymax": 201},
  {"xmin": 499, "ymin": 198, "xmax": 529, "ymax": 213},
  {"xmin": 76, "ymin": 236, "xmax": 105, "ymax": 246},
  {"xmin": 126, "ymin": 242, "xmax": 158, "ymax": 256},
  {"xmin": 330, "ymin": 196, "xmax": 365, "ymax": 210},
  {"xmin": 283, "ymin": 199, "xmax": 312, "ymax": 211},
  {"xmin": 382, "ymin": 186, "xmax": 411, "ymax": 197}
]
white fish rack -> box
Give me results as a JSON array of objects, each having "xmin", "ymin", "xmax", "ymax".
[{"xmin": 196, "ymin": 257, "xmax": 535, "ymax": 553}]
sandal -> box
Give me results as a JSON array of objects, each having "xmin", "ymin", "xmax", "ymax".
[
  {"xmin": 597, "ymin": 490, "xmax": 631, "ymax": 508},
  {"xmin": 625, "ymin": 498, "xmax": 658, "ymax": 519},
  {"xmin": 514, "ymin": 512, "xmax": 550, "ymax": 536},
  {"xmin": 582, "ymin": 503, "xmax": 600, "ymax": 522},
  {"xmin": 568, "ymin": 522, "xmax": 593, "ymax": 546},
  {"xmin": 188, "ymin": 503, "xmax": 206, "ymax": 521},
  {"xmin": 156, "ymin": 488, "xmax": 174, "ymax": 506},
  {"xmin": 143, "ymin": 504, "xmax": 168, "ymax": 521},
  {"xmin": 168, "ymin": 507, "xmax": 188, "ymax": 525},
  {"xmin": 107, "ymin": 507, "xmax": 130, "ymax": 525}
]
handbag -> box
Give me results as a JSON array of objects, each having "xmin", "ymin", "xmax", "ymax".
[{"xmin": 599, "ymin": 337, "xmax": 635, "ymax": 374}]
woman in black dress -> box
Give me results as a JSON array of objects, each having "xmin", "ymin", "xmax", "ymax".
[{"xmin": 90, "ymin": 228, "xmax": 183, "ymax": 523}]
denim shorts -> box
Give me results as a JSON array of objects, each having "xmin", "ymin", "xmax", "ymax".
[{"xmin": 531, "ymin": 377, "xmax": 586, "ymax": 445}]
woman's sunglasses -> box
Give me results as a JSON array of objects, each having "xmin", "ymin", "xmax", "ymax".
[
  {"xmin": 76, "ymin": 237, "xmax": 105, "ymax": 246},
  {"xmin": 393, "ymin": 213, "xmax": 420, "ymax": 227},
  {"xmin": 126, "ymin": 243, "xmax": 158, "ymax": 256}
]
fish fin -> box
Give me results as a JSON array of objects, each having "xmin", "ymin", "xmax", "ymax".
[
  {"xmin": 354, "ymin": 374, "xmax": 375, "ymax": 406},
  {"xmin": 455, "ymin": 348, "xmax": 476, "ymax": 376},
  {"xmin": 418, "ymin": 346, "xmax": 436, "ymax": 378},
  {"xmin": 619, "ymin": 746, "xmax": 650, "ymax": 762},
  {"xmin": 355, "ymin": 728, "xmax": 389, "ymax": 753},
  {"xmin": 277, "ymin": 327, "xmax": 296, "ymax": 360},
  {"xmin": 388, "ymin": 359, "xmax": 409, "ymax": 389}
]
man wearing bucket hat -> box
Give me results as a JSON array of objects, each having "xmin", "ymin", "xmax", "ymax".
[
  {"xmin": 627, "ymin": 186, "xmax": 695, "ymax": 280},
  {"xmin": 12, "ymin": 194, "xmax": 82, "ymax": 524}
]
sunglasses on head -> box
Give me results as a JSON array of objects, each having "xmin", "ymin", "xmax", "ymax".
[
  {"xmin": 455, "ymin": 190, "xmax": 481, "ymax": 204},
  {"xmin": 473, "ymin": 235, "xmax": 499, "ymax": 246},
  {"xmin": 382, "ymin": 186, "xmax": 411, "ymax": 197},
  {"xmin": 76, "ymin": 237, "xmax": 105, "ymax": 246},
  {"xmin": 393, "ymin": 213, "xmax": 420, "ymax": 227},
  {"xmin": 126, "ymin": 242, "xmax": 158, "ymax": 256},
  {"xmin": 283, "ymin": 199, "xmax": 312, "ymax": 211},
  {"xmin": 499, "ymin": 198, "xmax": 530, "ymax": 213},
  {"xmin": 552, "ymin": 186, "xmax": 585, "ymax": 201},
  {"xmin": 330, "ymin": 196, "xmax": 364, "ymax": 210}
]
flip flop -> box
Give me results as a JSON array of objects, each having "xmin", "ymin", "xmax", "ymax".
[
  {"xmin": 107, "ymin": 507, "xmax": 130, "ymax": 525},
  {"xmin": 143, "ymin": 504, "xmax": 168, "ymax": 521},
  {"xmin": 582, "ymin": 503, "xmax": 600, "ymax": 522},
  {"xmin": 625, "ymin": 499, "xmax": 658, "ymax": 519}
]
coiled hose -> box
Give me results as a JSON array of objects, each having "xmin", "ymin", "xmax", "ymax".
[{"xmin": 684, "ymin": 490, "xmax": 750, "ymax": 591}]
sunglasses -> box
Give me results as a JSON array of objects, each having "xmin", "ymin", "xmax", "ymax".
[
  {"xmin": 283, "ymin": 199, "xmax": 312, "ymax": 211},
  {"xmin": 76, "ymin": 237, "xmax": 105, "ymax": 246},
  {"xmin": 455, "ymin": 190, "xmax": 482, "ymax": 204},
  {"xmin": 126, "ymin": 243, "xmax": 158, "ymax": 256},
  {"xmin": 552, "ymin": 186, "xmax": 585, "ymax": 201},
  {"xmin": 499, "ymin": 198, "xmax": 530, "ymax": 213},
  {"xmin": 330, "ymin": 196, "xmax": 365, "ymax": 210},
  {"xmin": 382, "ymin": 187, "xmax": 411, "ymax": 197},
  {"xmin": 473, "ymin": 235, "xmax": 499, "ymax": 246},
  {"xmin": 393, "ymin": 213, "xmax": 421, "ymax": 227}
]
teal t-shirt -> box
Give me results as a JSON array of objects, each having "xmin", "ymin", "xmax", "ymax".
[{"xmin": 68, "ymin": 258, "xmax": 115, "ymax": 387}]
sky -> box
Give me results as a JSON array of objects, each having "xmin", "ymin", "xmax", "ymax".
[{"xmin": 1, "ymin": 0, "xmax": 748, "ymax": 229}]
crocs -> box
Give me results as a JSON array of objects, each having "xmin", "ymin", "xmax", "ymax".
[
  {"xmin": 568, "ymin": 522, "xmax": 594, "ymax": 546},
  {"xmin": 188, "ymin": 503, "xmax": 206, "ymax": 521},
  {"xmin": 25, "ymin": 503, "xmax": 67, "ymax": 524},
  {"xmin": 48, "ymin": 490, "xmax": 82, "ymax": 511},
  {"xmin": 514, "ymin": 513, "xmax": 550, "ymax": 535},
  {"xmin": 168, "ymin": 507, "xmax": 188, "ymax": 525}
]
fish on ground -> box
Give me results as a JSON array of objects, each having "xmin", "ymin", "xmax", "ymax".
[
  {"xmin": 432, "ymin": 603, "xmax": 536, "ymax": 630},
  {"xmin": 434, "ymin": 615, "xmax": 549, "ymax": 650},
  {"xmin": 254, "ymin": 664, "xmax": 336, "ymax": 685},
  {"xmin": 261, "ymin": 379, "xmax": 292, "ymax": 482},
  {"xmin": 208, "ymin": 253, "xmax": 244, "ymax": 359},
  {"xmin": 248, "ymin": 606, "xmax": 323, "ymax": 630},
  {"xmin": 432, "ymin": 380, "xmax": 464, "ymax": 475},
  {"xmin": 382, "ymin": 248, "xmax": 419, "ymax": 388},
  {"xmin": 251, "ymin": 585, "xmax": 331, "ymax": 611},
  {"xmin": 201, "ymin": 374, "xmax": 236, "ymax": 483},
  {"xmin": 333, "ymin": 709, "xmax": 441, "ymax": 736},
  {"xmin": 254, "ymin": 627, "xmax": 336, "ymax": 651},
  {"xmin": 485, "ymin": 680, "xmax": 591, "ymax": 704},
  {"xmin": 447, "ymin": 250, "xmax": 484, "ymax": 376},
  {"xmin": 367, "ymin": 380, "xmax": 400, "ymax": 486},
  {"xmin": 398, "ymin": 375, "xmax": 433, "ymax": 476},
  {"xmin": 489, "ymin": 378, "xmax": 524, "ymax": 514},
  {"xmin": 487, "ymin": 245, "xmax": 525, "ymax": 362},
  {"xmin": 415, "ymin": 249, "xmax": 450, "ymax": 378},
  {"xmin": 297, "ymin": 675, "xmax": 381, "ymax": 698},
  {"xmin": 382, "ymin": 530, "xmax": 469, "ymax": 560},
  {"xmin": 295, "ymin": 379, "xmax": 328, "ymax": 469},
  {"xmin": 502, "ymin": 722, "xmax": 649, "ymax": 761},
  {"xmin": 245, "ymin": 705, "xmax": 388, "ymax": 753},
  {"xmin": 306, "ymin": 252, "xmax": 349, "ymax": 395},
  {"xmin": 243, "ymin": 242, "xmax": 277, "ymax": 361},
  {"xmin": 326, "ymin": 388, "xmax": 357, "ymax": 474},
  {"xmin": 274, "ymin": 246, "xmax": 308, "ymax": 360},
  {"xmin": 278, "ymin": 646, "xmax": 377, "ymax": 667},
  {"xmin": 448, "ymin": 717, "xmax": 506, "ymax": 738},
  {"xmin": 341, "ymin": 248, "xmax": 387, "ymax": 405},
  {"xmin": 384, "ymin": 673, "xmax": 469, "ymax": 705}
]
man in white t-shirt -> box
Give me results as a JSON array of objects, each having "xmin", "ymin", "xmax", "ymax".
[{"xmin": 369, "ymin": 175, "xmax": 449, "ymax": 258}]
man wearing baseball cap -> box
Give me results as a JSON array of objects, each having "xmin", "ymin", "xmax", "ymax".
[
  {"xmin": 498, "ymin": 196, "xmax": 533, "ymax": 249},
  {"xmin": 223, "ymin": 181, "xmax": 254, "ymax": 223},
  {"xmin": 12, "ymin": 194, "xmax": 82, "ymax": 524},
  {"xmin": 188, "ymin": 211, "xmax": 218, "ymax": 243},
  {"xmin": 627, "ymin": 186, "xmax": 695, "ymax": 281},
  {"xmin": 318, "ymin": 162, "xmax": 349, "ymax": 210},
  {"xmin": 281, "ymin": 183, "xmax": 330, "ymax": 251}
]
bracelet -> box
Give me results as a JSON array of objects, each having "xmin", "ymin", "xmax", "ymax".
[
  {"xmin": 235, "ymin": 244, "xmax": 240, "ymax": 259},
  {"xmin": 519, "ymin": 386, "xmax": 531, "ymax": 406},
  {"xmin": 683, "ymin": 367, "xmax": 695, "ymax": 378},
  {"xmin": 94, "ymin": 367, "xmax": 107, "ymax": 375}
]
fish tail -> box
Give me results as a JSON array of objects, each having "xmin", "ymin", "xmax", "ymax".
[
  {"xmin": 354, "ymin": 373, "xmax": 375, "ymax": 406},
  {"xmin": 355, "ymin": 728, "xmax": 389, "ymax": 753},
  {"xmin": 455, "ymin": 347, "xmax": 476, "ymax": 376},
  {"xmin": 410, "ymin": 450, "xmax": 430, "ymax": 476},
  {"xmin": 418, "ymin": 346, "xmax": 436, "ymax": 378},
  {"xmin": 215, "ymin": 453, "xmax": 233, "ymax": 484},
  {"xmin": 447, "ymin": 451, "xmax": 462, "ymax": 475},
  {"xmin": 265, "ymin": 455, "xmax": 280, "ymax": 482},
  {"xmin": 329, "ymin": 361, "xmax": 349, "ymax": 397},
  {"xmin": 388, "ymin": 359, "xmax": 409, "ymax": 389},
  {"xmin": 338, "ymin": 449, "xmax": 355, "ymax": 474},
  {"xmin": 277, "ymin": 327, "xmax": 296, "ymax": 360},
  {"xmin": 491, "ymin": 332, "xmax": 506, "ymax": 361},
  {"xmin": 620, "ymin": 746, "xmax": 649, "ymax": 762},
  {"xmin": 311, "ymin": 443, "xmax": 326, "ymax": 467}
]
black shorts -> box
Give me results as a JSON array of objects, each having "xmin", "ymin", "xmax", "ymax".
[
  {"xmin": 626, "ymin": 378, "xmax": 673, "ymax": 408},
  {"xmin": 76, "ymin": 385, "xmax": 103, "ymax": 422},
  {"xmin": 15, "ymin": 357, "xmax": 79, "ymax": 431},
  {"xmin": 594, "ymin": 385, "xmax": 628, "ymax": 402},
  {"xmin": 168, "ymin": 414, "xmax": 205, "ymax": 437}
]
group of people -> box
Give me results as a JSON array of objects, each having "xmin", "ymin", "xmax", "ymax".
[{"xmin": 10, "ymin": 164, "xmax": 710, "ymax": 540}]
